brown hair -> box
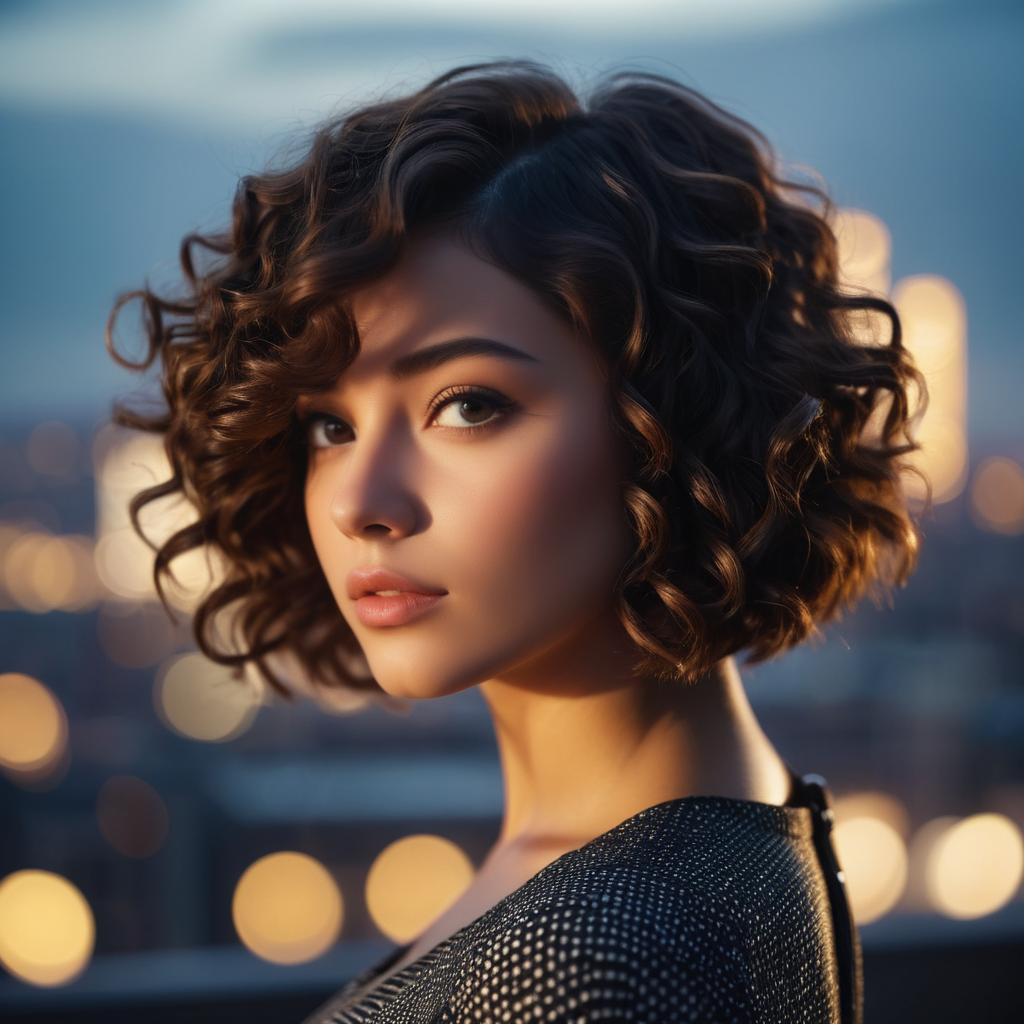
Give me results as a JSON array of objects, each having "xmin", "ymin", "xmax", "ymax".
[{"xmin": 104, "ymin": 58, "xmax": 931, "ymax": 702}]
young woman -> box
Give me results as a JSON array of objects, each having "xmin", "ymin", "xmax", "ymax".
[{"xmin": 106, "ymin": 58, "xmax": 929, "ymax": 1023}]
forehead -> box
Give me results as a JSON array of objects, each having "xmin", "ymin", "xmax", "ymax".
[{"xmin": 338, "ymin": 232, "xmax": 587, "ymax": 384}]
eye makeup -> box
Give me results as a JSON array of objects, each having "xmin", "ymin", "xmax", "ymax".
[{"xmin": 296, "ymin": 384, "xmax": 519, "ymax": 450}]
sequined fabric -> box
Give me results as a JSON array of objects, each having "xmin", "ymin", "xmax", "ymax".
[{"xmin": 302, "ymin": 785, "xmax": 860, "ymax": 1023}]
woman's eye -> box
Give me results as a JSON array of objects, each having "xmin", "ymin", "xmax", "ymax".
[
  {"xmin": 300, "ymin": 387, "xmax": 514, "ymax": 450},
  {"xmin": 303, "ymin": 414, "xmax": 352, "ymax": 449},
  {"xmin": 430, "ymin": 387, "xmax": 513, "ymax": 431}
]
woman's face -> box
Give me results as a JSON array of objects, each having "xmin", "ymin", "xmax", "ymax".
[{"xmin": 300, "ymin": 231, "xmax": 635, "ymax": 699}]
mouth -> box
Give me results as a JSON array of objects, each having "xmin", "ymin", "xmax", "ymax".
[
  {"xmin": 354, "ymin": 591, "xmax": 447, "ymax": 628},
  {"xmin": 346, "ymin": 566, "xmax": 447, "ymax": 602}
]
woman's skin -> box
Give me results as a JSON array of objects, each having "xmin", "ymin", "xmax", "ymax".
[{"xmin": 299, "ymin": 229, "xmax": 793, "ymax": 978}]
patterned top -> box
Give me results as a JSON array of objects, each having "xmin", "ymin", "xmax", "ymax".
[{"xmin": 301, "ymin": 769, "xmax": 863, "ymax": 1023}]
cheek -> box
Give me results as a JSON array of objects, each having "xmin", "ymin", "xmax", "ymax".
[{"xmin": 443, "ymin": 412, "xmax": 630, "ymax": 633}]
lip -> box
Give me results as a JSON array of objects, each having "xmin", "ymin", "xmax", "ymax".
[
  {"xmin": 346, "ymin": 566, "xmax": 448, "ymax": 601},
  {"xmin": 346, "ymin": 566, "xmax": 448, "ymax": 628},
  {"xmin": 354, "ymin": 591, "xmax": 446, "ymax": 627}
]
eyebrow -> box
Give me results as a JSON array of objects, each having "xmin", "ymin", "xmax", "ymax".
[
  {"xmin": 299, "ymin": 336, "xmax": 541, "ymax": 403},
  {"xmin": 390, "ymin": 336, "xmax": 540, "ymax": 380}
]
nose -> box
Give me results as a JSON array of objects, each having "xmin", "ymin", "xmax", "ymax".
[{"xmin": 325, "ymin": 420, "xmax": 422, "ymax": 540}]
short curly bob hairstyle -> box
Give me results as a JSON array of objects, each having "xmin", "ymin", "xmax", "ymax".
[{"xmin": 105, "ymin": 58, "xmax": 931, "ymax": 704}]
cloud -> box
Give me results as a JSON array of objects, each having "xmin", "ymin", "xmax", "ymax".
[{"xmin": 0, "ymin": 0, "xmax": 899, "ymax": 130}]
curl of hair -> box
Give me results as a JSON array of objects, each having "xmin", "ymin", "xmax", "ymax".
[{"xmin": 105, "ymin": 57, "xmax": 931, "ymax": 701}]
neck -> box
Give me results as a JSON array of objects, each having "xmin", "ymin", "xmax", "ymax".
[{"xmin": 478, "ymin": 612, "xmax": 792, "ymax": 854}]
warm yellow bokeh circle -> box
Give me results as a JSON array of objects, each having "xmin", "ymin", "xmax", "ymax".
[
  {"xmin": 232, "ymin": 851, "xmax": 343, "ymax": 965},
  {"xmin": 0, "ymin": 673, "xmax": 68, "ymax": 774},
  {"xmin": 926, "ymin": 813, "xmax": 1024, "ymax": 919},
  {"xmin": 365, "ymin": 834, "xmax": 475, "ymax": 944},
  {"xmin": 154, "ymin": 652, "xmax": 261, "ymax": 743},
  {"xmin": 833, "ymin": 814, "xmax": 908, "ymax": 924},
  {"xmin": 0, "ymin": 869, "xmax": 95, "ymax": 986}
]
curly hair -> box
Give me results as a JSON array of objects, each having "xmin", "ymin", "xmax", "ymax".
[{"xmin": 104, "ymin": 57, "xmax": 931, "ymax": 703}]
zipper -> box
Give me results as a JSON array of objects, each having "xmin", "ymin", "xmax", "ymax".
[{"xmin": 787, "ymin": 766, "xmax": 865, "ymax": 1024}]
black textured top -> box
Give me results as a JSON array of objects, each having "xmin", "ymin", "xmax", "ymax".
[{"xmin": 302, "ymin": 768, "xmax": 863, "ymax": 1023}]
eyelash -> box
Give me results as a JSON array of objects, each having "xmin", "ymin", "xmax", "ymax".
[{"xmin": 297, "ymin": 385, "xmax": 517, "ymax": 450}]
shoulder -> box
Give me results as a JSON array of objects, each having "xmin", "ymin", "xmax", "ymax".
[{"xmin": 440, "ymin": 878, "xmax": 755, "ymax": 1024}]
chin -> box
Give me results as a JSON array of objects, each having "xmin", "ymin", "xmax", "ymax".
[{"xmin": 364, "ymin": 658, "xmax": 476, "ymax": 702}]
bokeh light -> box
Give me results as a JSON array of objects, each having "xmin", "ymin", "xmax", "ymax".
[
  {"xmin": 96, "ymin": 775, "xmax": 170, "ymax": 859},
  {"xmin": 925, "ymin": 813, "xmax": 1024, "ymax": 919},
  {"xmin": 832, "ymin": 791, "xmax": 911, "ymax": 925},
  {"xmin": 970, "ymin": 456, "xmax": 1024, "ymax": 535},
  {"xmin": 0, "ymin": 673, "xmax": 69, "ymax": 782},
  {"xmin": 154, "ymin": 651, "xmax": 262, "ymax": 742},
  {"xmin": 908, "ymin": 412, "xmax": 969, "ymax": 505},
  {"xmin": 892, "ymin": 274, "xmax": 969, "ymax": 505},
  {"xmin": 162, "ymin": 541, "xmax": 231, "ymax": 614},
  {"xmin": 0, "ymin": 522, "xmax": 47, "ymax": 611},
  {"xmin": 2, "ymin": 528, "xmax": 102, "ymax": 613},
  {"xmin": 3, "ymin": 531, "xmax": 55, "ymax": 612},
  {"xmin": 237, "ymin": 641, "xmax": 372, "ymax": 716},
  {"xmin": 53, "ymin": 534, "xmax": 103, "ymax": 611},
  {"xmin": 825, "ymin": 214, "xmax": 970, "ymax": 512},
  {"xmin": 92, "ymin": 526, "xmax": 158, "ymax": 602},
  {"xmin": 365, "ymin": 835, "xmax": 475, "ymax": 944},
  {"xmin": 92, "ymin": 425, "xmax": 228, "ymax": 611},
  {"xmin": 0, "ymin": 869, "xmax": 95, "ymax": 987},
  {"xmin": 829, "ymin": 206, "xmax": 893, "ymax": 356},
  {"xmin": 833, "ymin": 206, "xmax": 892, "ymax": 300},
  {"xmin": 232, "ymin": 851, "xmax": 343, "ymax": 965}
]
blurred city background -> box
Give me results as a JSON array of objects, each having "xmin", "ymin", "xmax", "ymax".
[{"xmin": 1, "ymin": 0, "xmax": 1022, "ymax": 1021}]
